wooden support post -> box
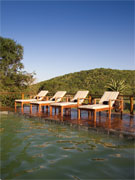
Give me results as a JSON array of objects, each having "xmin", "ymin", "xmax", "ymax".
[
  {"xmin": 93, "ymin": 110, "xmax": 96, "ymax": 127},
  {"xmin": 108, "ymin": 109, "xmax": 111, "ymax": 120},
  {"xmin": 94, "ymin": 110, "xmax": 96, "ymax": 123},
  {"xmin": 30, "ymin": 104, "xmax": 32, "ymax": 114},
  {"xmin": 39, "ymin": 104, "xmax": 41, "ymax": 113},
  {"xmin": 78, "ymin": 109, "xmax": 80, "ymax": 120},
  {"xmin": 50, "ymin": 106, "xmax": 52, "ymax": 115},
  {"xmin": 109, "ymin": 100, "xmax": 111, "ymax": 120},
  {"xmin": 130, "ymin": 96, "xmax": 134, "ymax": 115},
  {"xmin": 22, "ymin": 93, "xmax": 24, "ymax": 99},
  {"xmin": 21, "ymin": 102, "xmax": 24, "ymax": 113},
  {"xmin": 88, "ymin": 111, "xmax": 91, "ymax": 120},
  {"xmin": 61, "ymin": 106, "xmax": 63, "ymax": 117},
  {"xmin": 77, "ymin": 98, "xmax": 80, "ymax": 106},
  {"xmin": 88, "ymin": 96, "xmax": 92, "ymax": 104}
]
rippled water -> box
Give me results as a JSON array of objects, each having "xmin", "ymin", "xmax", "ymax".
[{"xmin": 0, "ymin": 113, "xmax": 134, "ymax": 179}]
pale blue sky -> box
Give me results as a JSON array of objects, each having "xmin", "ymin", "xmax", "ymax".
[{"xmin": 1, "ymin": 0, "xmax": 134, "ymax": 82}]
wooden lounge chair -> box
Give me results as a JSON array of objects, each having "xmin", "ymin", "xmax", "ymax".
[
  {"xmin": 30, "ymin": 91, "xmax": 67, "ymax": 113},
  {"xmin": 50, "ymin": 91, "xmax": 89, "ymax": 117},
  {"xmin": 15, "ymin": 90, "xmax": 48, "ymax": 112},
  {"xmin": 78, "ymin": 91, "xmax": 123, "ymax": 123}
]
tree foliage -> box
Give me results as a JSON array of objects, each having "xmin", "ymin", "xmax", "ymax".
[
  {"xmin": 105, "ymin": 79, "xmax": 128, "ymax": 93},
  {"xmin": 31, "ymin": 68, "xmax": 135, "ymax": 95},
  {"xmin": 0, "ymin": 36, "xmax": 35, "ymax": 92}
]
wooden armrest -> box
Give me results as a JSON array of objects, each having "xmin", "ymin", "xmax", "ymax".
[
  {"xmin": 77, "ymin": 98, "xmax": 89, "ymax": 105},
  {"xmin": 94, "ymin": 98, "xmax": 101, "ymax": 104},
  {"xmin": 76, "ymin": 98, "xmax": 88, "ymax": 100},
  {"xmin": 61, "ymin": 96, "xmax": 69, "ymax": 102},
  {"xmin": 110, "ymin": 99, "xmax": 123, "ymax": 111},
  {"xmin": 110, "ymin": 99, "xmax": 123, "ymax": 102}
]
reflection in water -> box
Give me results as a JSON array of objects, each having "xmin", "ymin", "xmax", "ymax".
[
  {"xmin": 1, "ymin": 113, "xmax": 135, "ymax": 179},
  {"xmin": 92, "ymin": 158, "xmax": 107, "ymax": 161}
]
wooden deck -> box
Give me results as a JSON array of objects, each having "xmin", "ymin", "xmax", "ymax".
[{"xmin": 11, "ymin": 106, "xmax": 135, "ymax": 138}]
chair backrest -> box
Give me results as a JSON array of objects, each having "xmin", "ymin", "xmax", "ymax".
[
  {"xmin": 71, "ymin": 91, "xmax": 89, "ymax": 103},
  {"xmin": 99, "ymin": 91, "xmax": 119, "ymax": 106},
  {"xmin": 50, "ymin": 91, "xmax": 67, "ymax": 102},
  {"xmin": 36, "ymin": 90, "xmax": 48, "ymax": 100}
]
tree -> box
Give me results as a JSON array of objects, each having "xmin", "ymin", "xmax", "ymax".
[
  {"xmin": 105, "ymin": 79, "xmax": 127, "ymax": 93},
  {"xmin": 0, "ymin": 36, "xmax": 35, "ymax": 91}
]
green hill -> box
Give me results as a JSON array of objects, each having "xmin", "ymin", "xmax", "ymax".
[{"xmin": 30, "ymin": 68, "xmax": 135, "ymax": 95}]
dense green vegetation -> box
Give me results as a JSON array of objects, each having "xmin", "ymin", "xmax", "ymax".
[
  {"xmin": 31, "ymin": 68, "xmax": 135, "ymax": 95},
  {"xmin": 0, "ymin": 37, "xmax": 35, "ymax": 92},
  {"xmin": 0, "ymin": 37, "xmax": 35, "ymax": 106}
]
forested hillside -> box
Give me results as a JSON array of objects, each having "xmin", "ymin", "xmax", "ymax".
[{"xmin": 30, "ymin": 68, "xmax": 135, "ymax": 95}]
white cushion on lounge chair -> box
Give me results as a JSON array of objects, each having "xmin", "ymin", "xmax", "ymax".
[
  {"xmin": 34, "ymin": 90, "xmax": 48, "ymax": 100},
  {"xmin": 79, "ymin": 104, "xmax": 109, "ymax": 110},
  {"xmin": 30, "ymin": 100, "xmax": 53, "ymax": 105},
  {"xmin": 15, "ymin": 90, "xmax": 48, "ymax": 102},
  {"xmin": 71, "ymin": 91, "xmax": 89, "ymax": 103},
  {"xmin": 37, "ymin": 90, "xmax": 48, "ymax": 97},
  {"xmin": 99, "ymin": 91, "xmax": 119, "ymax": 106},
  {"xmin": 15, "ymin": 99, "xmax": 37, "ymax": 102},
  {"xmin": 50, "ymin": 91, "xmax": 66, "ymax": 102},
  {"xmin": 30, "ymin": 91, "xmax": 67, "ymax": 104},
  {"xmin": 51, "ymin": 102, "xmax": 78, "ymax": 106}
]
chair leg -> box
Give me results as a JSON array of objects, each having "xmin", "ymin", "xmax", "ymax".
[
  {"xmin": 39, "ymin": 105, "xmax": 41, "ymax": 113},
  {"xmin": 30, "ymin": 104, "xmax": 32, "ymax": 114},
  {"xmin": 21, "ymin": 103, "xmax": 24, "ymax": 113},
  {"xmin": 121, "ymin": 110, "xmax": 123, "ymax": 119},
  {"xmin": 109, "ymin": 108, "xmax": 111, "ymax": 120},
  {"xmin": 78, "ymin": 109, "xmax": 81, "ymax": 120},
  {"xmin": 94, "ymin": 110, "xmax": 96, "ymax": 123},
  {"xmin": 50, "ymin": 106, "xmax": 52, "ymax": 115},
  {"xmin": 61, "ymin": 107, "xmax": 63, "ymax": 117}
]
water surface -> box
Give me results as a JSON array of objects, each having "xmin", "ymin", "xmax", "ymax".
[{"xmin": 0, "ymin": 113, "xmax": 134, "ymax": 179}]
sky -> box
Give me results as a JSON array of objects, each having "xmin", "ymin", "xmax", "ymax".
[{"xmin": 1, "ymin": 0, "xmax": 134, "ymax": 82}]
